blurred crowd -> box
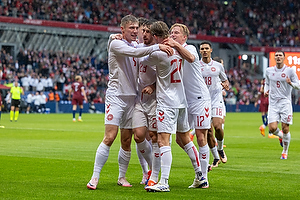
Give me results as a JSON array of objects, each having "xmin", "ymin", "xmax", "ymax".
[
  {"xmin": 0, "ymin": 48, "xmax": 108, "ymax": 105},
  {"xmin": 0, "ymin": 0, "xmax": 299, "ymax": 46},
  {"xmin": 242, "ymin": 0, "xmax": 300, "ymax": 47}
]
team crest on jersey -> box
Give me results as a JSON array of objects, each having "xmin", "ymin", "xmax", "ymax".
[
  {"xmin": 107, "ymin": 114, "xmax": 113, "ymax": 121},
  {"xmin": 211, "ymin": 67, "xmax": 216, "ymax": 72},
  {"xmin": 281, "ymin": 73, "xmax": 286, "ymax": 78}
]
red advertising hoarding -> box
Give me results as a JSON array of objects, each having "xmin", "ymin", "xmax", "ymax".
[{"xmin": 269, "ymin": 52, "xmax": 300, "ymax": 80}]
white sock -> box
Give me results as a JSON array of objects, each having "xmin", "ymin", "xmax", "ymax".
[
  {"xmin": 92, "ymin": 142, "xmax": 110, "ymax": 179},
  {"xmin": 159, "ymin": 146, "xmax": 172, "ymax": 185},
  {"xmin": 137, "ymin": 139, "xmax": 153, "ymax": 171},
  {"xmin": 282, "ymin": 132, "xmax": 291, "ymax": 155},
  {"xmin": 136, "ymin": 143, "xmax": 148, "ymax": 174},
  {"xmin": 150, "ymin": 142, "xmax": 160, "ymax": 182},
  {"xmin": 199, "ymin": 144, "xmax": 209, "ymax": 180},
  {"xmin": 217, "ymin": 139, "xmax": 224, "ymax": 150},
  {"xmin": 222, "ymin": 124, "xmax": 225, "ymax": 130},
  {"xmin": 183, "ymin": 141, "xmax": 201, "ymax": 174},
  {"xmin": 118, "ymin": 147, "xmax": 131, "ymax": 179},
  {"xmin": 210, "ymin": 146, "xmax": 220, "ymax": 160}
]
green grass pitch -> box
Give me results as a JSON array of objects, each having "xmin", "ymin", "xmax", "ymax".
[{"xmin": 0, "ymin": 112, "xmax": 299, "ymax": 200}]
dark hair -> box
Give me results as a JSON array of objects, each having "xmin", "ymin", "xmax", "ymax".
[
  {"xmin": 150, "ymin": 21, "xmax": 169, "ymax": 39},
  {"xmin": 275, "ymin": 50, "xmax": 285, "ymax": 57},
  {"xmin": 200, "ymin": 40, "xmax": 212, "ymax": 48},
  {"xmin": 138, "ymin": 17, "xmax": 148, "ymax": 27}
]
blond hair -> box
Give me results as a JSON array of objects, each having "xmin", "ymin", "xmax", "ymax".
[
  {"xmin": 170, "ymin": 23, "xmax": 190, "ymax": 39},
  {"xmin": 121, "ymin": 15, "xmax": 138, "ymax": 28}
]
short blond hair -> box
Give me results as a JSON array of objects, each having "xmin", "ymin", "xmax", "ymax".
[
  {"xmin": 121, "ymin": 15, "xmax": 138, "ymax": 28},
  {"xmin": 170, "ymin": 23, "xmax": 190, "ymax": 39}
]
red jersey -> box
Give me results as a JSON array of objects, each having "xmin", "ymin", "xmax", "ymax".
[{"xmin": 71, "ymin": 82, "xmax": 84, "ymax": 99}]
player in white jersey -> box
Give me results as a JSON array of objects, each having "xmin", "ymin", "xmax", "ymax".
[
  {"xmin": 133, "ymin": 17, "xmax": 153, "ymax": 185},
  {"xmin": 133, "ymin": 19, "xmax": 161, "ymax": 187},
  {"xmin": 87, "ymin": 15, "xmax": 173, "ymax": 190},
  {"xmin": 264, "ymin": 50, "xmax": 300, "ymax": 160},
  {"xmin": 199, "ymin": 41, "xmax": 229, "ymax": 166},
  {"xmin": 167, "ymin": 23, "xmax": 211, "ymax": 188},
  {"xmin": 140, "ymin": 21, "xmax": 207, "ymax": 192}
]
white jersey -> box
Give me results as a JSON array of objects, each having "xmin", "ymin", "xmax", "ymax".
[
  {"xmin": 137, "ymin": 44, "xmax": 157, "ymax": 104},
  {"xmin": 182, "ymin": 44, "xmax": 211, "ymax": 104},
  {"xmin": 106, "ymin": 39, "xmax": 159, "ymax": 97},
  {"xmin": 265, "ymin": 64, "xmax": 300, "ymax": 105},
  {"xmin": 200, "ymin": 59, "xmax": 227, "ymax": 106},
  {"xmin": 141, "ymin": 49, "xmax": 187, "ymax": 108}
]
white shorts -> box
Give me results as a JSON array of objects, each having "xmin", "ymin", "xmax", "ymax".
[
  {"xmin": 156, "ymin": 106, "xmax": 190, "ymax": 134},
  {"xmin": 132, "ymin": 100, "xmax": 157, "ymax": 131},
  {"xmin": 188, "ymin": 99, "xmax": 211, "ymax": 129},
  {"xmin": 104, "ymin": 95, "xmax": 136, "ymax": 129},
  {"xmin": 268, "ymin": 99, "xmax": 293, "ymax": 124},
  {"xmin": 222, "ymin": 102, "xmax": 226, "ymax": 117},
  {"xmin": 210, "ymin": 92, "xmax": 224, "ymax": 119}
]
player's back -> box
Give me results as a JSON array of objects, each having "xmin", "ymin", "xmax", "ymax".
[
  {"xmin": 145, "ymin": 50, "xmax": 187, "ymax": 108},
  {"xmin": 72, "ymin": 82, "xmax": 83, "ymax": 98}
]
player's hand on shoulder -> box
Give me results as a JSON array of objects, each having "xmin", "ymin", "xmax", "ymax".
[
  {"xmin": 158, "ymin": 44, "xmax": 173, "ymax": 56},
  {"xmin": 111, "ymin": 33, "xmax": 122, "ymax": 40}
]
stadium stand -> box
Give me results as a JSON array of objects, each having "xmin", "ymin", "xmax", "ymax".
[{"xmin": 0, "ymin": 0, "xmax": 300, "ymax": 113}]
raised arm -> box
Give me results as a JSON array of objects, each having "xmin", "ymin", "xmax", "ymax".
[{"xmin": 163, "ymin": 38, "xmax": 194, "ymax": 63}]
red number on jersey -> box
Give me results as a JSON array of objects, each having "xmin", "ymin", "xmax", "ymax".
[
  {"xmin": 133, "ymin": 57, "xmax": 137, "ymax": 67},
  {"xmin": 205, "ymin": 77, "xmax": 212, "ymax": 85},
  {"xmin": 276, "ymin": 81, "xmax": 280, "ymax": 88},
  {"xmin": 170, "ymin": 59, "xmax": 182, "ymax": 83},
  {"xmin": 140, "ymin": 64, "xmax": 147, "ymax": 73}
]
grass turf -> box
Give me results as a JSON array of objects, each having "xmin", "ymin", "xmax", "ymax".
[{"xmin": 0, "ymin": 112, "xmax": 299, "ymax": 200}]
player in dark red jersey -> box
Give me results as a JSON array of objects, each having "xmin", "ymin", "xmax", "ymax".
[{"xmin": 69, "ymin": 75, "xmax": 88, "ymax": 122}]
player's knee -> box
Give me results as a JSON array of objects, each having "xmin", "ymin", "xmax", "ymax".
[
  {"xmin": 103, "ymin": 136, "xmax": 115, "ymax": 146},
  {"xmin": 133, "ymin": 132, "xmax": 145, "ymax": 143},
  {"xmin": 282, "ymin": 126, "xmax": 289, "ymax": 134}
]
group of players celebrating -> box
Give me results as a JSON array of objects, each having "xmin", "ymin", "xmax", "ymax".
[{"xmin": 84, "ymin": 14, "xmax": 299, "ymax": 192}]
